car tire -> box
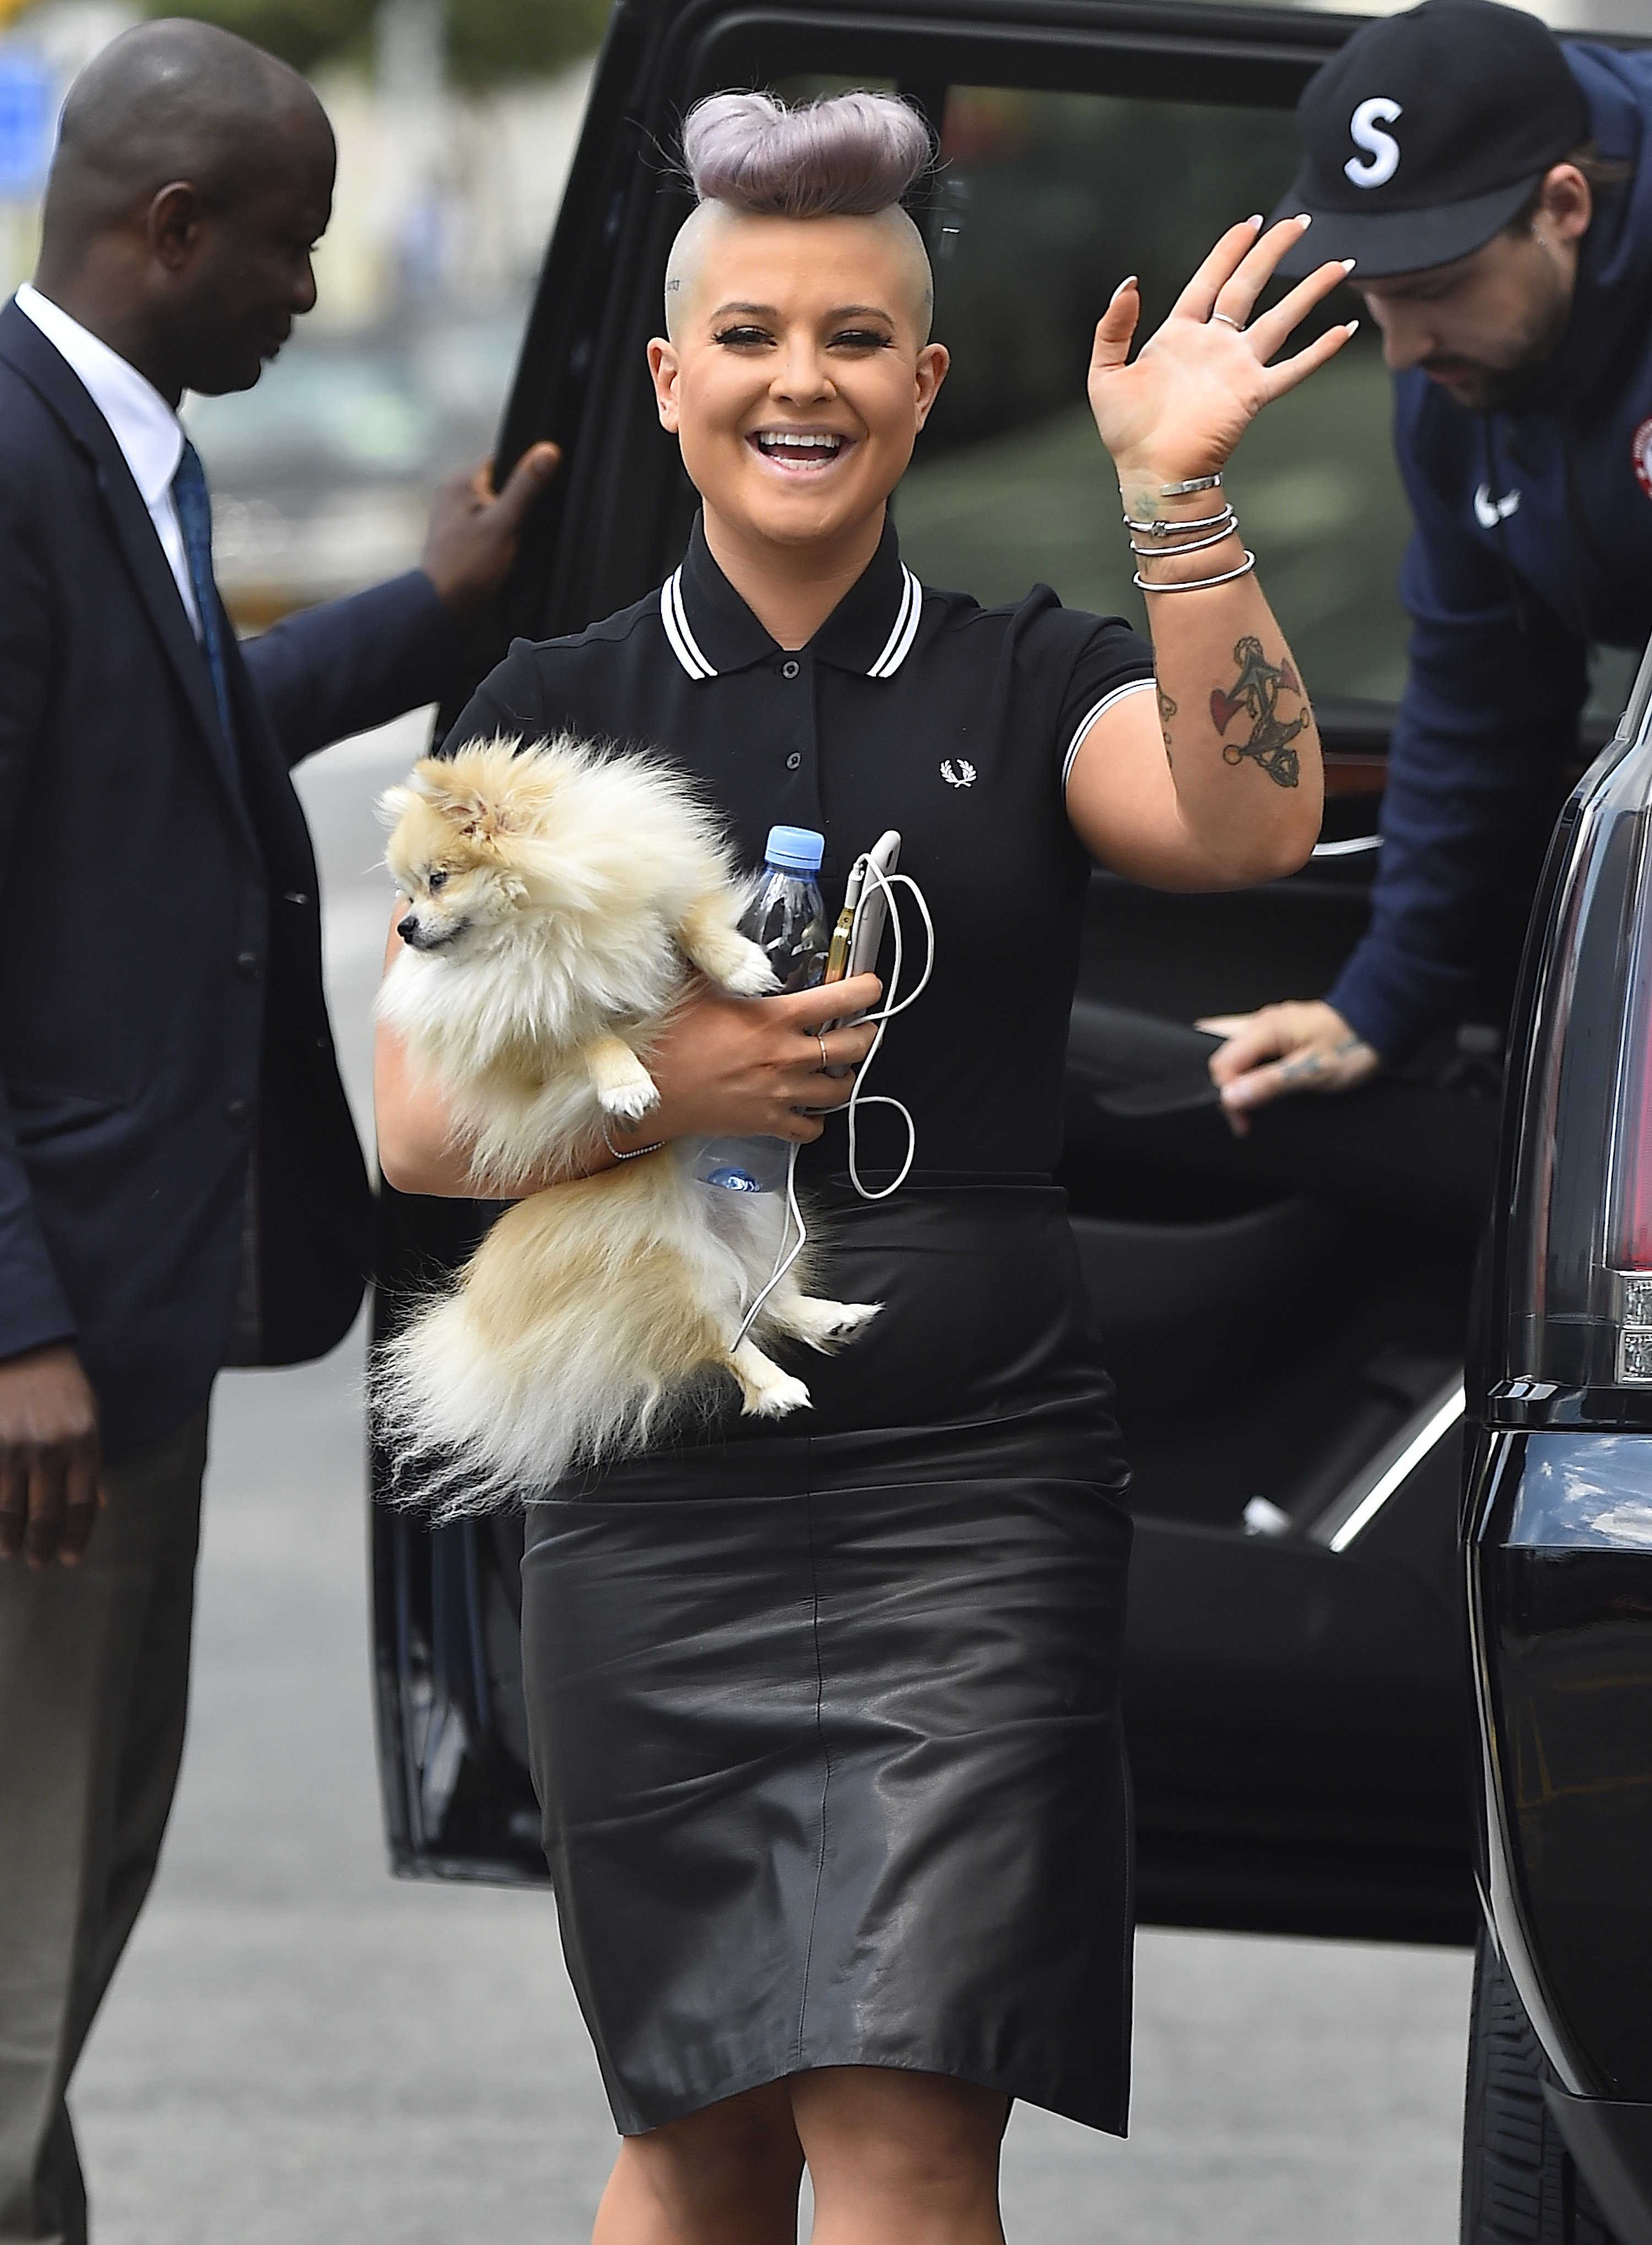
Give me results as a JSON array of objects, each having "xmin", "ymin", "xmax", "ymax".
[{"xmin": 1461, "ymin": 1924, "xmax": 1621, "ymax": 2244}]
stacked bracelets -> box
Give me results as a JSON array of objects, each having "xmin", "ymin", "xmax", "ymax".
[{"xmin": 1124, "ymin": 471, "xmax": 1256, "ymax": 594}]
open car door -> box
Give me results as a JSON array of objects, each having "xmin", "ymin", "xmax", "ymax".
[{"xmin": 371, "ymin": 0, "xmax": 1593, "ymax": 1943}]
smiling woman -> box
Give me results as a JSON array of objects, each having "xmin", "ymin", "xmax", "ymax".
[
  {"xmin": 371, "ymin": 82, "xmax": 1356, "ymax": 2245},
  {"xmin": 648, "ymin": 91, "xmax": 944, "ymax": 627}
]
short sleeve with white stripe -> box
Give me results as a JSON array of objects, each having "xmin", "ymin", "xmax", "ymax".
[{"xmin": 1056, "ymin": 621, "xmax": 1159, "ymax": 791}]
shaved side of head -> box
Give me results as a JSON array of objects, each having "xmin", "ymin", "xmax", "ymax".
[
  {"xmin": 663, "ymin": 200, "xmax": 934, "ymax": 344},
  {"xmin": 40, "ymin": 18, "xmax": 330, "ymax": 269}
]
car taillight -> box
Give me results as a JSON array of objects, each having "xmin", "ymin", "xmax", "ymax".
[{"xmin": 1506, "ymin": 639, "xmax": 1652, "ymax": 1396}]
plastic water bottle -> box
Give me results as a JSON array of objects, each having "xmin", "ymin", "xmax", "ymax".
[{"xmin": 691, "ymin": 826, "xmax": 829, "ymax": 1197}]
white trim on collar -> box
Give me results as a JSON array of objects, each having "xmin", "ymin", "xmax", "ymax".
[
  {"xmin": 868, "ymin": 564, "xmax": 921, "ymax": 679},
  {"xmin": 662, "ymin": 557, "xmax": 923, "ymax": 684},
  {"xmin": 661, "ymin": 568, "xmax": 718, "ymax": 681}
]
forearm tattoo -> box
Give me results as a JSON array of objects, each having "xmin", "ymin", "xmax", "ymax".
[
  {"xmin": 1209, "ymin": 635, "xmax": 1307, "ymax": 789},
  {"xmin": 1156, "ymin": 681, "xmax": 1177, "ymax": 766}
]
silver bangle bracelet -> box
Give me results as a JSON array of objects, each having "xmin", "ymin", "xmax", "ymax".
[
  {"xmin": 602, "ymin": 1121, "xmax": 665, "ymax": 1161},
  {"xmin": 1160, "ymin": 473, "xmax": 1222, "ymax": 497},
  {"xmin": 1132, "ymin": 548, "xmax": 1258, "ymax": 593},
  {"xmin": 1123, "ymin": 505, "xmax": 1234, "ymax": 538},
  {"xmin": 1129, "ymin": 520, "xmax": 1241, "ymax": 558}
]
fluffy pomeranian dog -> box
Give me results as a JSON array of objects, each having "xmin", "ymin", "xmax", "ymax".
[{"xmin": 371, "ymin": 735, "xmax": 879, "ymax": 1514}]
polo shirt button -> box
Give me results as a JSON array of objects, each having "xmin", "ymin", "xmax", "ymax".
[
  {"xmin": 225, "ymin": 1097, "xmax": 251, "ymax": 1127},
  {"xmin": 235, "ymin": 950, "xmax": 260, "ymax": 981},
  {"xmin": 786, "ymin": 752, "xmax": 801, "ymax": 771},
  {"xmin": 781, "ymin": 659, "xmax": 800, "ymax": 680}
]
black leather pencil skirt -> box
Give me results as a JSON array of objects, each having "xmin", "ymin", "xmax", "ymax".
[{"xmin": 519, "ymin": 1182, "xmax": 1134, "ymax": 2136}]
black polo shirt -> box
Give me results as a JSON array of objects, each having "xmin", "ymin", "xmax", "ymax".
[{"xmin": 441, "ymin": 514, "xmax": 1153, "ymax": 1183}]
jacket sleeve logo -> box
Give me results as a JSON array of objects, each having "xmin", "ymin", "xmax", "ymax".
[
  {"xmin": 1474, "ymin": 482, "xmax": 1521, "ymax": 529},
  {"xmin": 1344, "ymin": 97, "xmax": 1403, "ymax": 189}
]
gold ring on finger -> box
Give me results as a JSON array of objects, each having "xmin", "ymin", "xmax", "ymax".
[{"xmin": 817, "ymin": 1031, "xmax": 830, "ymax": 1070}]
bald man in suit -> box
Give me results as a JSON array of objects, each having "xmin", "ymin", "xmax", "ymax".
[{"xmin": 0, "ymin": 23, "xmax": 557, "ymax": 2239}]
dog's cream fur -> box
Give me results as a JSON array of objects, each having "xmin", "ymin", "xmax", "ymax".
[{"xmin": 371, "ymin": 736, "xmax": 878, "ymax": 1513}]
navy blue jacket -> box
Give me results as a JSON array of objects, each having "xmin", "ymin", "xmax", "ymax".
[
  {"xmin": 0, "ymin": 298, "xmax": 465, "ymax": 1456},
  {"xmin": 1331, "ymin": 41, "xmax": 1652, "ymax": 1062}
]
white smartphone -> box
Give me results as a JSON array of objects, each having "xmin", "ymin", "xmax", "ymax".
[
  {"xmin": 821, "ymin": 831, "xmax": 899, "ymax": 1076},
  {"xmin": 845, "ymin": 829, "xmax": 900, "ymax": 988}
]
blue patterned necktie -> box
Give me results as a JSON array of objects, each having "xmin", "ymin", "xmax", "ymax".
[{"xmin": 170, "ymin": 438, "xmax": 235, "ymax": 752}]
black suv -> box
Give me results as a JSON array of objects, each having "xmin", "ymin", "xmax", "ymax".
[{"xmin": 367, "ymin": 5, "xmax": 1651, "ymax": 2239}]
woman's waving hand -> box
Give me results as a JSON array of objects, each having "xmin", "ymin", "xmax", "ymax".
[{"xmin": 1067, "ymin": 214, "xmax": 1357, "ymax": 892}]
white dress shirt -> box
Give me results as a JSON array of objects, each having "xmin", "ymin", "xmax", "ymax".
[{"xmin": 14, "ymin": 282, "xmax": 203, "ymax": 638}]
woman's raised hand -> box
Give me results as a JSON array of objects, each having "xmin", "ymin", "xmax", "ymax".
[{"xmin": 1086, "ymin": 215, "xmax": 1358, "ymax": 494}]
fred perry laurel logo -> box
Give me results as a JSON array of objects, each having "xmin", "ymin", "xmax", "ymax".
[{"xmin": 941, "ymin": 758, "xmax": 976, "ymax": 788}]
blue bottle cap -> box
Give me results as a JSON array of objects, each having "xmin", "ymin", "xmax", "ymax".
[{"xmin": 764, "ymin": 825, "xmax": 825, "ymax": 874}]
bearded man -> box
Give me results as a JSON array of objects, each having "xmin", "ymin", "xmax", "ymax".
[{"xmin": 1203, "ymin": 0, "xmax": 1652, "ymax": 1120}]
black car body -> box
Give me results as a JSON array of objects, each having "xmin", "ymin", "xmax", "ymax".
[
  {"xmin": 366, "ymin": 2, "xmax": 1648, "ymax": 2236},
  {"xmin": 1463, "ymin": 639, "xmax": 1652, "ymax": 2245}
]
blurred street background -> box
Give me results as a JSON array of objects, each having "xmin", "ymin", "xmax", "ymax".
[
  {"xmin": 0, "ymin": 0, "xmax": 600, "ymax": 621},
  {"xmin": 0, "ymin": 0, "xmax": 1645, "ymax": 2233}
]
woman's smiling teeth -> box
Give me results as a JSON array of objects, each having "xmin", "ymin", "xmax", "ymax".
[{"xmin": 751, "ymin": 429, "xmax": 849, "ymax": 471}]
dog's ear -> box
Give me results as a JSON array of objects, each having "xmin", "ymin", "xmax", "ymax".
[
  {"xmin": 437, "ymin": 789, "xmax": 523, "ymax": 846},
  {"xmin": 405, "ymin": 747, "xmax": 530, "ymax": 845},
  {"xmin": 447, "ymin": 792, "xmax": 506, "ymax": 843},
  {"xmin": 400, "ymin": 761, "xmax": 485, "ymax": 837}
]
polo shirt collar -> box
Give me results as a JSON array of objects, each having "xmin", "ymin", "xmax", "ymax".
[{"xmin": 663, "ymin": 512, "xmax": 922, "ymax": 684}]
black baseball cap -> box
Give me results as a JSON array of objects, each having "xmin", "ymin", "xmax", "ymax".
[{"xmin": 1271, "ymin": 0, "xmax": 1589, "ymax": 280}]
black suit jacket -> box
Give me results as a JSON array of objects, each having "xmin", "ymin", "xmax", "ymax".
[{"xmin": 0, "ymin": 297, "xmax": 466, "ymax": 1456}]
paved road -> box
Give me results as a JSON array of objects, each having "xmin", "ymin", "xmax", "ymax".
[{"xmin": 73, "ymin": 713, "xmax": 1474, "ymax": 2244}]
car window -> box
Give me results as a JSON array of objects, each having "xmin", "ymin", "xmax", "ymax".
[{"xmin": 898, "ymin": 85, "xmax": 1406, "ymax": 705}]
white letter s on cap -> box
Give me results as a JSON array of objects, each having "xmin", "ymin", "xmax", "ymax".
[{"xmin": 1345, "ymin": 96, "xmax": 1403, "ymax": 189}]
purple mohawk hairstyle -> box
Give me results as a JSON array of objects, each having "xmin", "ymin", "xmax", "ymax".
[{"xmin": 681, "ymin": 89, "xmax": 931, "ymax": 216}]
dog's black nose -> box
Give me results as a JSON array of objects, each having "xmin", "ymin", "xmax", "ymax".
[{"xmin": 396, "ymin": 913, "xmax": 420, "ymax": 945}]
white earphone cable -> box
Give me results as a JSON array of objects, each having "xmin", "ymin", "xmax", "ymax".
[
  {"xmin": 842, "ymin": 861, "xmax": 934, "ymax": 1201},
  {"xmin": 730, "ymin": 859, "xmax": 936, "ymax": 1350}
]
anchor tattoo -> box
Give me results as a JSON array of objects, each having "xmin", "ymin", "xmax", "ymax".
[{"xmin": 1209, "ymin": 636, "xmax": 1307, "ymax": 789}]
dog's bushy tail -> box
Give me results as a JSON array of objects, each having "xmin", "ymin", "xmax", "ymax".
[{"xmin": 371, "ymin": 1159, "xmax": 759, "ymax": 1516}]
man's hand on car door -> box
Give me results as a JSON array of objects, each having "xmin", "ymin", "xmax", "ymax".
[
  {"xmin": 1197, "ymin": 999, "xmax": 1379, "ymax": 1135},
  {"xmin": 419, "ymin": 441, "xmax": 562, "ymax": 618}
]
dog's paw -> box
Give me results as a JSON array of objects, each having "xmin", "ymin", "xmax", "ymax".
[
  {"xmin": 778, "ymin": 1298, "xmax": 883, "ymax": 1353},
  {"xmin": 597, "ymin": 1075, "xmax": 661, "ymax": 1124},
  {"xmin": 716, "ymin": 937, "xmax": 781, "ymax": 998},
  {"xmin": 746, "ymin": 1369, "xmax": 812, "ymax": 1418},
  {"xmin": 730, "ymin": 1339, "xmax": 811, "ymax": 1417}
]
